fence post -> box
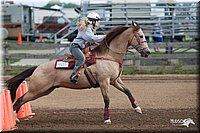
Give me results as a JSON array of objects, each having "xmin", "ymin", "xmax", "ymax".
[
  {"xmin": 172, "ymin": 9, "xmax": 175, "ymax": 40},
  {"xmin": 81, "ymin": 0, "xmax": 89, "ymax": 17},
  {"xmin": 124, "ymin": 3, "xmax": 128, "ymax": 26},
  {"xmin": 54, "ymin": 35, "xmax": 57, "ymax": 54},
  {"xmin": 134, "ymin": 53, "xmax": 141, "ymax": 69},
  {"xmin": 3, "ymin": 43, "xmax": 10, "ymax": 66}
]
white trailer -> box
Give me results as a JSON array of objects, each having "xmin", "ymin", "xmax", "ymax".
[{"xmin": 2, "ymin": 3, "xmax": 33, "ymax": 38}]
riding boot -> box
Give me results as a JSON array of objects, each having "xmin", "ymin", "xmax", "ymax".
[
  {"xmin": 70, "ymin": 65, "xmax": 82, "ymax": 83},
  {"xmin": 70, "ymin": 73, "xmax": 79, "ymax": 83}
]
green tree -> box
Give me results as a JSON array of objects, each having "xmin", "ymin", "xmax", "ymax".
[
  {"xmin": 63, "ymin": 3, "xmax": 79, "ymax": 8},
  {"xmin": 44, "ymin": 0, "xmax": 79, "ymax": 8},
  {"xmin": 44, "ymin": 0, "xmax": 62, "ymax": 8}
]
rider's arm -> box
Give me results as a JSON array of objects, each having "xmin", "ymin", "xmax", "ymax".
[{"xmin": 82, "ymin": 26, "xmax": 106, "ymax": 42}]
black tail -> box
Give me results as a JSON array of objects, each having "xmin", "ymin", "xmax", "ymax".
[{"xmin": 6, "ymin": 66, "xmax": 37, "ymax": 103}]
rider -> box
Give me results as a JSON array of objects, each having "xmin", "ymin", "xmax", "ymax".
[{"xmin": 70, "ymin": 12, "xmax": 106, "ymax": 83}]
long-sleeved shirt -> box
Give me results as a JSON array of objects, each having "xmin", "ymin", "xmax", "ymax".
[{"xmin": 72, "ymin": 25, "xmax": 105, "ymax": 49}]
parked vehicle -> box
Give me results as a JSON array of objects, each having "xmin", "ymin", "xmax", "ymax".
[
  {"xmin": 1, "ymin": 2, "xmax": 70, "ymax": 41},
  {"xmin": 2, "ymin": 3, "xmax": 33, "ymax": 39},
  {"xmin": 35, "ymin": 16, "xmax": 70, "ymax": 37}
]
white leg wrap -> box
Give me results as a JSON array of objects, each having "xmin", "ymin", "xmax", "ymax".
[
  {"xmin": 134, "ymin": 106, "xmax": 142, "ymax": 114},
  {"xmin": 104, "ymin": 119, "xmax": 111, "ymax": 124},
  {"xmin": 14, "ymin": 111, "xmax": 20, "ymax": 123}
]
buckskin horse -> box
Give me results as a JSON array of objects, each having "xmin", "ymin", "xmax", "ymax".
[{"xmin": 6, "ymin": 22, "xmax": 151, "ymax": 124}]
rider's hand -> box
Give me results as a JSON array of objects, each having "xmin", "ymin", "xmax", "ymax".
[
  {"xmin": 86, "ymin": 42, "xmax": 92, "ymax": 47},
  {"xmin": 94, "ymin": 42, "xmax": 100, "ymax": 46}
]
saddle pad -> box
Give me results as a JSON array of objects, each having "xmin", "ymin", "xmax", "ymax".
[
  {"xmin": 55, "ymin": 55, "xmax": 96, "ymax": 69},
  {"xmin": 55, "ymin": 59, "xmax": 75, "ymax": 69},
  {"xmin": 55, "ymin": 60, "xmax": 69, "ymax": 68}
]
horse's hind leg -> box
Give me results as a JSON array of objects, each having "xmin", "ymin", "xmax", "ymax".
[
  {"xmin": 111, "ymin": 78, "xmax": 142, "ymax": 114},
  {"xmin": 13, "ymin": 87, "xmax": 55, "ymax": 113}
]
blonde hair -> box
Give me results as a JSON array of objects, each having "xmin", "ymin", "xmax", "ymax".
[{"xmin": 76, "ymin": 17, "xmax": 97, "ymax": 34}]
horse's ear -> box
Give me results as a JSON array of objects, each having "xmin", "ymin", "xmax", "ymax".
[{"xmin": 132, "ymin": 21, "xmax": 137, "ymax": 26}]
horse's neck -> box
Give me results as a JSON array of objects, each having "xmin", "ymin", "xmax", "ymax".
[{"xmin": 96, "ymin": 28, "xmax": 131, "ymax": 62}]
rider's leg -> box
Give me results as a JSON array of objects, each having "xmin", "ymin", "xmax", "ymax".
[{"xmin": 69, "ymin": 44, "xmax": 85, "ymax": 82}]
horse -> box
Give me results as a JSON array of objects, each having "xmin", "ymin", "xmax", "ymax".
[{"xmin": 6, "ymin": 22, "xmax": 151, "ymax": 124}]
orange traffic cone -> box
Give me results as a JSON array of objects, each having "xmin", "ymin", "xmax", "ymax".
[
  {"xmin": 17, "ymin": 33, "xmax": 22, "ymax": 45},
  {"xmin": 5, "ymin": 90, "xmax": 17, "ymax": 130},
  {"xmin": 16, "ymin": 85, "xmax": 26, "ymax": 119},
  {"xmin": 39, "ymin": 35, "xmax": 43, "ymax": 42},
  {"xmin": 16, "ymin": 81, "xmax": 35, "ymax": 120},
  {"xmin": 0, "ymin": 90, "xmax": 17, "ymax": 131},
  {"xmin": 21, "ymin": 81, "xmax": 35, "ymax": 119},
  {"xmin": 1, "ymin": 90, "xmax": 10, "ymax": 131},
  {"xmin": 0, "ymin": 91, "xmax": 4, "ymax": 132}
]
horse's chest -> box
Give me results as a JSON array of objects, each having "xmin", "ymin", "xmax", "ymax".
[{"xmin": 90, "ymin": 62, "xmax": 119, "ymax": 81}]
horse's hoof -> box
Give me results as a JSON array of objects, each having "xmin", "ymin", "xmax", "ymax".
[
  {"xmin": 134, "ymin": 106, "xmax": 142, "ymax": 114},
  {"xmin": 16, "ymin": 118, "xmax": 20, "ymax": 123},
  {"xmin": 14, "ymin": 111, "xmax": 20, "ymax": 123},
  {"xmin": 70, "ymin": 74, "xmax": 79, "ymax": 83},
  {"xmin": 104, "ymin": 119, "xmax": 111, "ymax": 124}
]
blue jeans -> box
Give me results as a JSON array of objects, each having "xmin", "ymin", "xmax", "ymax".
[{"xmin": 69, "ymin": 43, "xmax": 85, "ymax": 75}]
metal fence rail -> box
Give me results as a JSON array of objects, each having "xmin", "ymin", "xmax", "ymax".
[
  {"xmin": 3, "ymin": 42, "xmax": 198, "ymax": 69},
  {"xmin": 81, "ymin": 2, "xmax": 199, "ymax": 41}
]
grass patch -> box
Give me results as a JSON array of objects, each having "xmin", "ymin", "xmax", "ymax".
[
  {"xmin": 3, "ymin": 58, "xmax": 20, "ymax": 65},
  {"xmin": 150, "ymin": 51, "xmax": 198, "ymax": 55},
  {"xmin": 9, "ymin": 47, "xmax": 54, "ymax": 50},
  {"xmin": 9, "ymin": 58, "xmax": 20, "ymax": 64},
  {"xmin": 3, "ymin": 66, "xmax": 198, "ymax": 76},
  {"xmin": 3, "ymin": 67, "xmax": 27, "ymax": 75},
  {"xmin": 122, "ymin": 68, "xmax": 198, "ymax": 75},
  {"xmin": 4, "ymin": 39, "xmax": 54, "ymax": 44}
]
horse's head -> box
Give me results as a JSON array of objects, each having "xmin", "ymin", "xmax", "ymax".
[{"xmin": 128, "ymin": 21, "xmax": 151, "ymax": 57}]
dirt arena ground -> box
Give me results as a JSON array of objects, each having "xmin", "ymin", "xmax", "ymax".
[{"xmin": 10, "ymin": 75, "xmax": 198, "ymax": 133}]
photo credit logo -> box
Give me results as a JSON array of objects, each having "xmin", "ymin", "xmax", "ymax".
[{"xmin": 170, "ymin": 118, "xmax": 195, "ymax": 127}]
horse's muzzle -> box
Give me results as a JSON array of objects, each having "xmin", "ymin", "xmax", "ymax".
[{"xmin": 140, "ymin": 50, "xmax": 151, "ymax": 58}]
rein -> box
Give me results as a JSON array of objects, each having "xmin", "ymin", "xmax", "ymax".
[
  {"xmin": 96, "ymin": 27, "xmax": 139, "ymax": 66},
  {"xmin": 96, "ymin": 26, "xmax": 147, "ymax": 67},
  {"xmin": 104, "ymin": 26, "xmax": 147, "ymax": 55},
  {"xmin": 100, "ymin": 34, "xmax": 128, "ymax": 66},
  {"xmin": 104, "ymin": 39, "xmax": 127, "ymax": 55}
]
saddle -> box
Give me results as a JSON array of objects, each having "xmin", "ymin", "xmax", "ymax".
[{"xmin": 55, "ymin": 48, "xmax": 99, "ymax": 87}]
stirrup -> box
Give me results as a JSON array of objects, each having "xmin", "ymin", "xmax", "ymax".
[{"xmin": 70, "ymin": 74, "xmax": 79, "ymax": 83}]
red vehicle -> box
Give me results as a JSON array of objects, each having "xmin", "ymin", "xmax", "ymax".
[{"xmin": 35, "ymin": 16, "xmax": 70, "ymax": 36}]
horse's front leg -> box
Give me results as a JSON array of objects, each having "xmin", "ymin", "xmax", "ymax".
[
  {"xmin": 99, "ymin": 78, "xmax": 111, "ymax": 124},
  {"xmin": 111, "ymin": 77, "xmax": 142, "ymax": 114}
]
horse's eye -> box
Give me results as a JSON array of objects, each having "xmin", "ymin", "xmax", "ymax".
[{"xmin": 139, "ymin": 35, "xmax": 143, "ymax": 38}]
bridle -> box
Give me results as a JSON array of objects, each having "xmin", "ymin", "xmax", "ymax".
[
  {"xmin": 128, "ymin": 27, "xmax": 147, "ymax": 50},
  {"xmin": 98, "ymin": 26, "xmax": 147, "ymax": 68},
  {"xmin": 97, "ymin": 25, "xmax": 148, "ymax": 72}
]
